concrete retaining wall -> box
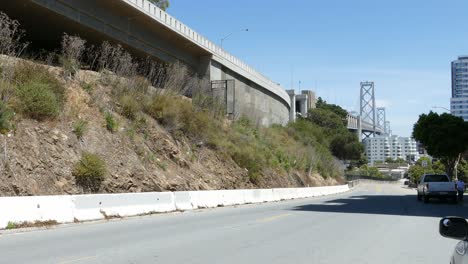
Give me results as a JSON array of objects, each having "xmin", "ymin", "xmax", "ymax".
[
  {"xmin": 210, "ymin": 61, "xmax": 290, "ymax": 126},
  {"xmin": 0, "ymin": 185, "xmax": 350, "ymax": 229}
]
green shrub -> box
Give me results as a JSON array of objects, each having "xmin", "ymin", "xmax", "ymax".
[
  {"xmin": 104, "ymin": 111, "xmax": 118, "ymax": 133},
  {"xmin": 157, "ymin": 161, "xmax": 167, "ymax": 171},
  {"xmin": 15, "ymin": 81, "xmax": 60, "ymax": 120},
  {"xmin": 142, "ymin": 93, "xmax": 344, "ymax": 183},
  {"xmin": 114, "ymin": 76, "xmax": 150, "ymax": 98},
  {"xmin": 60, "ymin": 33, "xmax": 86, "ymax": 78},
  {"xmin": 12, "ymin": 61, "xmax": 65, "ymax": 121},
  {"xmin": 144, "ymin": 93, "xmax": 174, "ymax": 123},
  {"xmin": 73, "ymin": 152, "xmax": 107, "ymax": 192},
  {"xmin": 6, "ymin": 221, "xmax": 16, "ymax": 230},
  {"xmin": 119, "ymin": 95, "xmax": 139, "ymax": 120},
  {"xmin": 0, "ymin": 101, "xmax": 13, "ymax": 134},
  {"xmin": 126, "ymin": 116, "xmax": 148, "ymax": 139},
  {"xmin": 230, "ymin": 144, "xmax": 264, "ymax": 179},
  {"xmin": 81, "ymin": 82, "xmax": 93, "ymax": 93},
  {"xmin": 13, "ymin": 61, "xmax": 65, "ymax": 106},
  {"xmin": 73, "ymin": 120, "xmax": 87, "ymax": 140},
  {"xmin": 144, "ymin": 94, "xmax": 215, "ymax": 141},
  {"xmin": 60, "ymin": 56, "xmax": 80, "ymax": 78}
]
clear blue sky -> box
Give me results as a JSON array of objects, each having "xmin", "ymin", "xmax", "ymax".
[{"xmin": 169, "ymin": 0, "xmax": 468, "ymax": 136}]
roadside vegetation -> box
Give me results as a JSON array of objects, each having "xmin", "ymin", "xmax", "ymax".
[
  {"xmin": 409, "ymin": 156, "xmax": 468, "ymax": 184},
  {"xmin": 73, "ymin": 152, "xmax": 107, "ymax": 192},
  {"xmin": 311, "ymin": 98, "xmax": 365, "ymax": 163},
  {"xmin": 346, "ymin": 165, "xmax": 388, "ymax": 179},
  {"xmin": 143, "ymin": 95, "xmax": 345, "ymax": 183},
  {"xmin": 413, "ymin": 112, "xmax": 468, "ymax": 180}
]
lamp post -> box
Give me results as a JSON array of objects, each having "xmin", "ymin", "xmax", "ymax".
[
  {"xmin": 432, "ymin": 106, "xmax": 451, "ymax": 112},
  {"xmin": 220, "ymin": 28, "xmax": 249, "ymax": 48}
]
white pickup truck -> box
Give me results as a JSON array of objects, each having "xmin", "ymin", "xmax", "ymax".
[{"xmin": 417, "ymin": 174, "xmax": 457, "ymax": 203}]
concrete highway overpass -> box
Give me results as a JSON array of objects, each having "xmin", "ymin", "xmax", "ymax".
[{"xmin": 0, "ymin": 0, "xmax": 294, "ymax": 126}]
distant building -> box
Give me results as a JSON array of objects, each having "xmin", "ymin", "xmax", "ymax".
[
  {"xmin": 417, "ymin": 142, "xmax": 427, "ymax": 155},
  {"xmin": 451, "ymin": 56, "xmax": 468, "ymax": 121},
  {"xmin": 364, "ymin": 135, "xmax": 419, "ymax": 165}
]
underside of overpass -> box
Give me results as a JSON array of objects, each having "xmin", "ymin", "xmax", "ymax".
[{"xmin": 0, "ymin": 0, "xmax": 210, "ymax": 68}]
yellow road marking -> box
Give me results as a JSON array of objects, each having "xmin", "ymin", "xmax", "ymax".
[
  {"xmin": 376, "ymin": 185, "xmax": 382, "ymax": 193},
  {"xmin": 257, "ymin": 213, "xmax": 291, "ymax": 223},
  {"xmin": 58, "ymin": 255, "xmax": 97, "ymax": 264}
]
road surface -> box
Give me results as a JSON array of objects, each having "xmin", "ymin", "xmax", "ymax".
[{"xmin": 1, "ymin": 182, "xmax": 466, "ymax": 264}]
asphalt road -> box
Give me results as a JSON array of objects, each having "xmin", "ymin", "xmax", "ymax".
[{"xmin": 1, "ymin": 182, "xmax": 467, "ymax": 264}]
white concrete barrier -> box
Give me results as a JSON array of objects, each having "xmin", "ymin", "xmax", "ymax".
[
  {"xmin": 188, "ymin": 190, "xmax": 223, "ymax": 209},
  {"xmin": 174, "ymin": 192, "xmax": 193, "ymax": 211},
  {"xmin": 0, "ymin": 185, "xmax": 350, "ymax": 229},
  {"xmin": 0, "ymin": 196, "xmax": 74, "ymax": 229},
  {"xmin": 72, "ymin": 192, "xmax": 175, "ymax": 221},
  {"xmin": 220, "ymin": 190, "xmax": 246, "ymax": 206}
]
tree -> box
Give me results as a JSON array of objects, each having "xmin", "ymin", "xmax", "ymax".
[
  {"xmin": 413, "ymin": 112, "xmax": 468, "ymax": 179},
  {"xmin": 348, "ymin": 155, "xmax": 368, "ymax": 170},
  {"xmin": 432, "ymin": 160, "xmax": 446, "ymax": 174},
  {"xmin": 408, "ymin": 157, "xmax": 447, "ymax": 183},
  {"xmin": 316, "ymin": 97, "xmax": 348, "ymax": 119},
  {"xmin": 385, "ymin": 157, "xmax": 407, "ymax": 164},
  {"xmin": 307, "ymin": 108, "xmax": 345, "ymax": 130},
  {"xmin": 148, "ymin": 0, "xmax": 170, "ymax": 11},
  {"xmin": 457, "ymin": 159, "xmax": 468, "ymax": 182},
  {"xmin": 351, "ymin": 165, "xmax": 386, "ymax": 178},
  {"xmin": 307, "ymin": 102, "xmax": 364, "ymax": 162},
  {"xmin": 330, "ymin": 132, "xmax": 364, "ymax": 161},
  {"xmin": 408, "ymin": 164, "xmax": 425, "ymax": 183}
]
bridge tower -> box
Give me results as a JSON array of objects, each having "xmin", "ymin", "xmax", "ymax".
[
  {"xmin": 385, "ymin": 121, "xmax": 391, "ymax": 135},
  {"xmin": 377, "ymin": 107, "xmax": 386, "ymax": 134},
  {"xmin": 360, "ymin": 81, "xmax": 376, "ymax": 139}
]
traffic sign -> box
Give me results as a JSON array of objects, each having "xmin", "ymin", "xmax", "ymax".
[{"xmin": 422, "ymin": 160, "xmax": 428, "ymax": 168}]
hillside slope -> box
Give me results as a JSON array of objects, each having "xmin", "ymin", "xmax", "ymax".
[{"xmin": 0, "ymin": 58, "xmax": 342, "ymax": 196}]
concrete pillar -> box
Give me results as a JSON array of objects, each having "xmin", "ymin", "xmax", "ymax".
[
  {"xmin": 286, "ymin": 90, "xmax": 296, "ymax": 122},
  {"xmin": 302, "ymin": 90, "xmax": 316, "ymax": 109},
  {"xmin": 198, "ymin": 56, "xmax": 212, "ymax": 93},
  {"xmin": 357, "ymin": 115, "xmax": 362, "ymax": 142},
  {"xmin": 293, "ymin": 94, "xmax": 308, "ymax": 118},
  {"xmin": 300, "ymin": 96, "xmax": 308, "ymax": 116}
]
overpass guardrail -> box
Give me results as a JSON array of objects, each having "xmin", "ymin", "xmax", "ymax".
[{"xmin": 123, "ymin": 0, "xmax": 289, "ymax": 105}]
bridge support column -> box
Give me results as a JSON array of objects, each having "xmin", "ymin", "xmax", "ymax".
[
  {"xmin": 286, "ymin": 90, "xmax": 296, "ymax": 122},
  {"xmin": 198, "ymin": 56, "xmax": 212, "ymax": 93},
  {"xmin": 357, "ymin": 115, "xmax": 362, "ymax": 142},
  {"xmin": 295, "ymin": 94, "xmax": 308, "ymax": 117}
]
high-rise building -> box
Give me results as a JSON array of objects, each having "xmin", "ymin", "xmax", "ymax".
[
  {"xmin": 451, "ymin": 56, "xmax": 468, "ymax": 121},
  {"xmin": 363, "ymin": 135, "xmax": 419, "ymax": 165}
]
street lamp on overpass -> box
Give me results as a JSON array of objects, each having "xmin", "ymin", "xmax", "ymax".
[
  {"xmin": 432, "ymin": 106, "xmax": 451, "ymax": 112},
  {"xmin": 220, "ymin": 28, "xmax": 249, "ymax": 48}
]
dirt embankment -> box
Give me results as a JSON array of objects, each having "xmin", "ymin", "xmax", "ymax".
[{"xmin": 0, "ymin": 63, "xmax": 341, "ymax": 196}]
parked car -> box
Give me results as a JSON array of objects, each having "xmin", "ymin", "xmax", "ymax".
[
  {"xmin": 439, "ymin": 217, "xmax": 468, "ymax": 264},
  {"xmin": 417, "ymin": 174, "xmax": 457, "ymax": 203}
]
